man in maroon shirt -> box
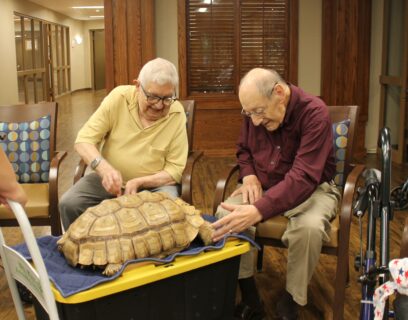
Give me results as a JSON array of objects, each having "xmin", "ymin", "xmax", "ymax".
[{"xmin": 212, "ymin": 68, "xmax": 341, "ymax": 320}]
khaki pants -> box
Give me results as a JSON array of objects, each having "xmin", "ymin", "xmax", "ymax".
[{"xmin": 215, "ymin": 181, "xmax": 341, "ymax": 306}]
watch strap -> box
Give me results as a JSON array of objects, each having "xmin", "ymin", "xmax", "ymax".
[{"xmin": 90, "ymin": 156, "xmax": 103, "ymax": 170}]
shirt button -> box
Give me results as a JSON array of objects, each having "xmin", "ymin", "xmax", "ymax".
[
  {"xmin": 277, "ymin": 146, "xmax": 281, "ymax": 150},
  {"xmin": 270, "ymin": 161, "xmax": 275, "ymax": 165}
]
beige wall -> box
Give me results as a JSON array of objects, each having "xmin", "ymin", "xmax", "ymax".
[
  {"xmin": 298, "ymin": 0, "xmax": 322, "ymax": 95},
  {"xmin": 155, "ymin": 0, "xmax": 179, "ymax": 72},
  {"xmin": 367, "ymin": 0, "xmax": 383, "ymax": 153},
  {"xmin": 0, "ymin": 0, "xmax": 99, "ymax": 104},
  {"xmin": 0, "ymin": 0, "xmax": 19, "ymax": 104}
]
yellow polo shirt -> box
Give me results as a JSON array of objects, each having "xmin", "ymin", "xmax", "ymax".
[{"xmin": 75, "ymin": 85, "xmax": 188, "ymax": 183}]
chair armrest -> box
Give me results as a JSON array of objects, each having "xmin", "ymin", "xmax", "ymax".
[
  {"xmin": 180, "ymin": 150, "xmax": 203, "ymax": 204},
  {"xmin": 49, "ymin": 151, "xmax": 67, "ymax": 198},
  {"xmin": 338, "ymin": 163, "xmax": 365, "ymax": 242},
  {"xmin": 73, "ymin": 159, "xmax": 87, "ymax": 185},
  {"xmin": 400, "ymin": 217, "xmax": 408, "ymax": 258},
  {"xmin": 212, "ymin": 164, "xmax": 240, "ymax": 214},
  {"xmin": 49, "ymin": 151, "xmax": 67, "ymax": 235}
]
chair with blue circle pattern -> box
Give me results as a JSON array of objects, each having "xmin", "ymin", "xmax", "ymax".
[
  {"xmin": 212, "ymin": 105, "xmax": 364, "ymax": 319},
  {"xmin": 0, "ymin": 102, "xmax": 66, "ymax": 235}
]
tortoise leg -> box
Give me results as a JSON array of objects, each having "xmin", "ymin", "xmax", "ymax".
[
  {"xmin": 103, "ymin": 263, "xmax": 123, "ymax": 276},
  {"xmin": 198, "ymin": 221, "xmax": 215, "ymax": 245}
]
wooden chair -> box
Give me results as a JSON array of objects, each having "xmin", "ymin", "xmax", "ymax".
[
  {"xmin": 0, "ymin": 102, "xmax": 66, "ymax": 236},
  {"xmin": 212, "ymin": 105, "xmax": 365, "ymax": 320},
  {"xmin": 73, "ymin": 100, "xmax": 202, "ymax": 204},
  {"xmin": 401, "ymin": 217, "xmax": 408, "ymax": 258}
]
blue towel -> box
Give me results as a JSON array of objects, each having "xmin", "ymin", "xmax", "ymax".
[{"xmin": 13, "ymin": 216, "xmax": 258, "ymax": 298}]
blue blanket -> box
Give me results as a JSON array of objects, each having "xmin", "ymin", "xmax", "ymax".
[{"xmin": 14, "ymin": 219, "xmax": 258, "ymax": 297}]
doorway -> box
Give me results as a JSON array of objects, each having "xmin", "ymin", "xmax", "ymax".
[
  {"xmin": 14, "ymin": 13, "xmax": 70, "ymax": 103},
  {"xmin": 91, "ymin": 29, "xmax": 105, "ymax": 90}
]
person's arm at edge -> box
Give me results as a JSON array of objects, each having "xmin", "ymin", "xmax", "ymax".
[{"xmin": 0, "ymin": 149, "xmax": 27, "ymax": 207}]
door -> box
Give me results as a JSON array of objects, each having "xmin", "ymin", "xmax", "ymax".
[
  {"xmin": 379, "ymin": 0, "xmax": 408, "ymax": 163},
  {"xmin": 92, "ymin": 30, "xmax": 105, "ymax": 90}
]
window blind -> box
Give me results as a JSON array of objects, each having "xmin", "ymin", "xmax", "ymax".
[{"xmin": 185, "ymin": 0, "xmax": 291, "ymax": 95}]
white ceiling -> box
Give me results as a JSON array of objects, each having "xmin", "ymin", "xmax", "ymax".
[{"xmin": 28, "ymin": 0, "xmax": 104, "ymax": 21}]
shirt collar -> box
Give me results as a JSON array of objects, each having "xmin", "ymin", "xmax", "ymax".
[{"xmin": 281, "ymin": 83, "xmax": 298, "ymax": 127}]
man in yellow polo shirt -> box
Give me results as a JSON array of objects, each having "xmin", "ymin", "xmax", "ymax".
[{"xmin": 59, "ymin": 58, "xmax": 188, "ymax": 230}]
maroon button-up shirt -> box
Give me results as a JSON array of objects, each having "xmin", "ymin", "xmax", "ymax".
[{"xmin": 237, "ymin": 84, "xmax": 336, "ymax": 220}]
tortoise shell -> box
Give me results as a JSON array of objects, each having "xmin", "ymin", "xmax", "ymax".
[{"xmin": 57, "ymin": 191, "xmax": 214, "ymax": 275}]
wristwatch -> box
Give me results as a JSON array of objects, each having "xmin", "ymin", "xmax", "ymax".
[{"xmin": 90, "ymin": 156, "xmax": 103, "ymax": 170}]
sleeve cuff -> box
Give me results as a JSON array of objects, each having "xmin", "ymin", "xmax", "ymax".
[
  {"xmin": 238, "ymin": 165, "xmax": 256, "ymax": 180},
  {"xmin": 254, "ymin": 197, "xmax": 279, "ymax": 220}
]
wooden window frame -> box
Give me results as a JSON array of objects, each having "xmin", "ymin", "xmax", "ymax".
[{"xmin": 178, "ymin": 0, "xmax": 298, "ymax": 107}]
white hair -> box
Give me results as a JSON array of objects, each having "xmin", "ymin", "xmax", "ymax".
[
  {"xmin": 138, "ymin": 58, "xmax": 179, "ymax": 90},
  {"xmin": 240, "ymin": 68, "xmax": 284, "ymax": 97}
]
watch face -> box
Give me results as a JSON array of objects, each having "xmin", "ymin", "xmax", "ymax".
[{"xmin": 91, "ymin": 157, "xmax": 101, "ymax": 170}]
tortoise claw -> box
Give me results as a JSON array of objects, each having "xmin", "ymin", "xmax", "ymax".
[{"xmin": 103, "ymin": 263, "xmax": 122, "ymax": 276}]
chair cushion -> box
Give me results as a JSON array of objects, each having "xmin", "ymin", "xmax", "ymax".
[
  {"xmin": 0, "ymin": 115, "xmax": 51, "ymax": 183},
  {"xmin": 332, "ymin": 119, "xmax": 350, "ymax": 187},
  {"xmin": 255, "ymin": 214, "xmax": 339, "ymax": 248},
  {"xmin": 0, "ymin": 183, "xmax": 49, "ymax": 219}
]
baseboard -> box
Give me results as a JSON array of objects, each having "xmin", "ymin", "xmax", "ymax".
[
  {"xmin": 366, "ymin": 148, "xmax": 377, "ymax": 154},
  {"xmin": 71, "ymin": 88, "xmax": 92, "ymax": 93}
]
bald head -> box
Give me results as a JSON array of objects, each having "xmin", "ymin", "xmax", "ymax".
[{"xmin": 239, "ymin": 68, "xmax": 283, "ymax": 98}]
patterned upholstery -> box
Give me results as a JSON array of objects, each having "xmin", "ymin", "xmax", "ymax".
[
  {"xmin": 0, "ymin": 115, "xmax": 51, "ymax": 183},
  {"xmin": 332, "ymin": 119, "xmax": 350, "ymax": 187}
]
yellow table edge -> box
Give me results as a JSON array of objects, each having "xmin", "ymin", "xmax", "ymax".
[{"xmin": 52, "ymin": 238, "xmax": 250, "ymax": 304}]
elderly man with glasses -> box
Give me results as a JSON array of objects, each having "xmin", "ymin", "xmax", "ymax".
[
  {"xmin": 59, "ymin": 58, "xmax": 188, "ymax": 230},
  {"xmin": 212, "ymin": 68, "xmax": 341, "ymax": 320}
]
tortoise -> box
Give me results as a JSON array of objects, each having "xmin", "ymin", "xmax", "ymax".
[{"xmin": 57, "ymin": 191, "xmax": 214, "ymax": 276}]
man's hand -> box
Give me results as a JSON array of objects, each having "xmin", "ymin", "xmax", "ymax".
[
  {"xmin": 97, "ymin": 161, "xmax": 123, "ymax": 196},
  {"xmin": 211, "ymin": 203, "xmax": 263, "ymax": 242},
  {"xmin": 124, "ymin": 178, "xmax": 144, "ymax": 195},
  {"xmin": 231, "ymin": 174, "xmax": 262, "ymax": 204}
]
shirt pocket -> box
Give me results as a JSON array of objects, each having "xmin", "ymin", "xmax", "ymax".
[
  {"xmin": 270, "ymin": 147, "xmax": 292, "ymax": 180},
  {"xmin": 140, "ymin": 146, "xmax": 166, "ymax": 172}
]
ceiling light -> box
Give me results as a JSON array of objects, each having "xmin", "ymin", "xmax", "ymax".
[
  {"xmin": 72, "ymin": 6, "xmax": 104, "ymax": 9},
  {"xmin": 89, "ymin": 15, "xmax": 104, "ymax": 18}
]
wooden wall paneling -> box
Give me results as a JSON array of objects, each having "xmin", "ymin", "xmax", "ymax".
[
  {"xmin": 114, "ymin": 1, "xmax": 128, "ymax": 86},
  {"xmin": 288, "ymin": 0, "xmax": 299, "ymax": 85},
  {"xmin": 194, "ymin": 109, "xmax": 242, "ymax": 157},
  {"xmin": 177, "ymin": 0, "xmax": 188, "ymax": 98},
  {"xmin": 126, "ymin": 0, "xmax": 141, "ymax": 83},
  {"xmin": 104, "ymin": 0, "xmax": 114, "ymax": 92},
  {"xmin": 104, "ymin": 0, "xmax": 155, "ymax": 92},
  {"xmin": 321, "ymin": 0, "xmax": 372, "ymax": 159},
  {"xmin": 140, "ymin": 1, "xmax": 155, "ymax": 67}
]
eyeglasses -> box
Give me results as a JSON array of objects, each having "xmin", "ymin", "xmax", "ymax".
[
  {"xmin": 240, "ymin": 82, "xmax": 278, "ymax": 118},
  {"xmin": 140, "ymin": 85, "xmax": 176, "ymax": 107},
  {"xmin": 241, "ymin": 107, "xmax": 266, "ymax": 118}
]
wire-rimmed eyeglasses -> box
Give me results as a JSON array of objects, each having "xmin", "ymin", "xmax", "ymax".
[{"xmin": 240, "ymin": 82, "xmax": 278, "ymax": 118}]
